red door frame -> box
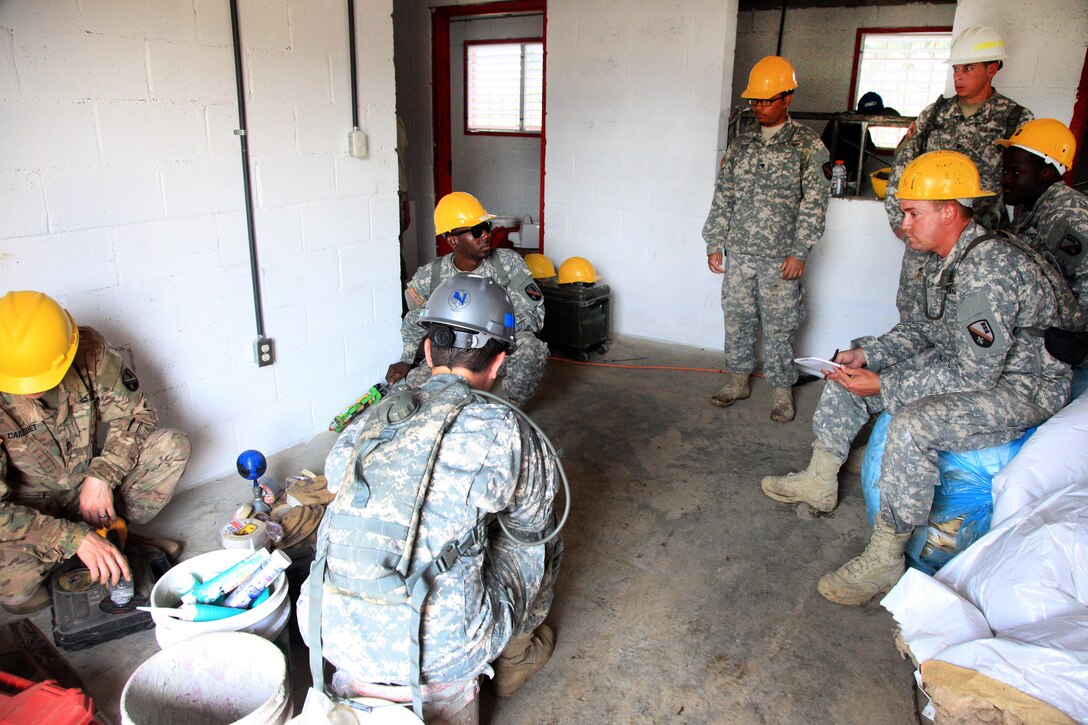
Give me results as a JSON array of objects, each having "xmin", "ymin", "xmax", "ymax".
[
  {"xmin": 1066, "ymin": 45, "xmax": 1088, "ymax": 187},
  {"xmin": 431, "ymin": 0, "xmax": 546, "ymax": 255}
]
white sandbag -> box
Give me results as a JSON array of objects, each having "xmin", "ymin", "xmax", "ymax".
[
  {"xmin": 991, "ymin": 390, "xmax": 1088, "ymax": 528},
  {"xmin": 931, "ymin": 614, "xmax": 1088, "ymax": 723},
  {"xmin": 882, "ymin": 569, "xmax": 992, "ymax": 663},
  {"xmin": 934, "ymin": 481, "xmax": 1088, "ymax": 633}
]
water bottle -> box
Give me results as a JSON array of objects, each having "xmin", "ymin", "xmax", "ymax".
[{"xmin": 831, "ymin": 160, "xmax": 847, "ymax": 198}]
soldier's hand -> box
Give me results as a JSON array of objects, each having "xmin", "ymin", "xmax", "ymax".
[
  {"xmin": 827, "ymin": 365, "xmax": 880, "ymax": 397},
  {"xmin": 386, "ymin": 361, "xmax": 411, "ymax": 385},
  {"xmin": 76, "ymin": 530, "xmax": 131, "ymax": 586},
  {"xmin": 79, "ymin": 476, "xmax": 116, "ymax": 526},
  {"xmin": 834, "ymin": 348, "xmax": 867, "ymax": 368},
  {"xmin": 780, "ymin": 256, "xmax": 805, "ymax": 280},
  {"xmin": 707, "ymin": 253, "xmax": 725, "ymax": 274}
]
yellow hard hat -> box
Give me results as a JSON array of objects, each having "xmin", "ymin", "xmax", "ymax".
[
  {"xmin": 740, "ymin": 56, "xmax": 797, "ymax": 99},
  {"xmin": 434, "ymin": 192, "xmax": 495, "ymax": 236},
  {"xmin": 947, "ymin": 25, "xmax": 1007, "ymax": 65},
  {"xmin": 0, "ymin": 291, "xmax": 80, "ymax": 395},
  {"xmin": 870, "ymin": 167, "xmax": 891, "ymax": 200},
  {"xmin": 557, "ymin": 257, "xmax": 600, "ymax": 285},
  {"xmin": 996, "ymin": 118, "xmax": 1076, "ymax": 171},
  {"xmin": 524, "ymin": 253, "xmax": 557, "ymax": 280},
  {"xmin": 897, "ymin": 151, "xmax": 995, "ymax": 201}
]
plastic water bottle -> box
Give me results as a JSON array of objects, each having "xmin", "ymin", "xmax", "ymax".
[{"xmin": 831, "ymin": 160, "xmax": 847, "ymax": 198}]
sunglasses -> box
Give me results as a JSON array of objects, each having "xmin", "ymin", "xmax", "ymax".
[
  {"xmin": 451, "ymin": 221, "xmax": 492, "ymax": 239},
  {"xmin": 748, "ymin": 93, "xmax": 789, "ymax": 108}
]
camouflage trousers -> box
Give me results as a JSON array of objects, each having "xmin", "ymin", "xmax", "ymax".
[
  {"xmin": 721, "ymin": 252, "xmax": 803, "ymax": 387},
  {"xmin": 0, "ymin": 428, "xmax": 189, "ymax": 601},
  {"xmin": 404, "ymin": 332, "xmax": 548, "ymax": 404},
  {"xmin": 813, "ymin": 381, "xmax": 1049, "ymax": 533}
]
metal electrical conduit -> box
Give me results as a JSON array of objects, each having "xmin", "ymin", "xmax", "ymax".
[{"xmin": 227, "ymin": 0, "xmax": 363, "ymax": 366}]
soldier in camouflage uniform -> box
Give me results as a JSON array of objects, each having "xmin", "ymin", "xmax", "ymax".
[
  {"xmin": 0, "ymin": 291, "xmax": 189, "ymax": 614},
  {"xmin": 386, "ymin": 192, "xmax": 547, "ymax": 406},
  {"xmin": 302, "ymin": 274, "xmax": 562, "ymax": 724},
  {"xmin": 999, "ymin": 118, "xmax": 1088, "ymax": 317},
  {"xmin": 885, "ymin": 25, "xmax": 1033, "ymax": 321},
  {"xmin": 703, "ymin": 56, "xmax": 830, "ymax": 422},
  {"xmin": 762, "ymin": 152, "xmax": 1072, "ymax": 605}
]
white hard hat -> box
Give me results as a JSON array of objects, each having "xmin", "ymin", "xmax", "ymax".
[{"xmin": 947, "ymin": 25, "xmax": 1008, "ymax": 64}]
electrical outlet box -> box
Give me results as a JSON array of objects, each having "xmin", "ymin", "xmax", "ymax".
[
  {"xmin": 350, "ymin": 129, "xmax": 368, "ymax": 159},
  {"xmin": 255, "ymin": 338, "xmax": 275, "ymax": 367}
]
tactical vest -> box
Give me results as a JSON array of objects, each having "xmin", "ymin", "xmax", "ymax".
[{"xmin": 307, "ymin": 377, "xmax": 486, "ymax": 719}]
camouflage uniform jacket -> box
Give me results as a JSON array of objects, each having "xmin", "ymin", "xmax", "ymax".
[
  {"xmin": 305, "ymin": 373, "xmax": 558, "ymax": 684},
  {"xmin": 885, "ymin": 93, "xmax": 1033, "ymax": 230},
  {"xmin": 0, "ymin": 327, "xmax": 158, "ymax": 560},
  {"xmin": 400, "ymin": 250, "xmax": 544, "ymax": 363},
  {"xmin": 1008, "ymin": 182, "xmax": 1088, "ymax": 317},
  {"xmin": 703, "ymin": 118, "xmax": 830, "ymax": 260},
  {"xmin": 853, "ymin": 223, "xmax": 1071, "ymax": 416}
]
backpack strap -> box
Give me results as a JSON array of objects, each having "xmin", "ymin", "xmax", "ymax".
[{"xmin": 403, "ymin": 521, "xmax": 487, "ymax": 719}]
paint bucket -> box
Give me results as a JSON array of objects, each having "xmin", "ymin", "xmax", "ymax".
[
  {"xmin": 148, "ymin": 549, "xmax": 290, "ymax": 649},
  {"xmin": 121, "ymin": 632, "xmax": 290, "ymax": 725}
]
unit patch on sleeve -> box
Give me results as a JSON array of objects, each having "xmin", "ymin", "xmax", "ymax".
[
  {"xmin": 967, "ymin": 319, "xmax": 995, "ymax": 348},
  {"xmin": 121, "ymin": 368, "xmax": 140, "ymax": 392},
  {"xmin": 525, "ymin": 282, "xmax": 543, "ymax": 302}
]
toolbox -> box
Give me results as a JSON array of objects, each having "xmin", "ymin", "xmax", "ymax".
[{"xmin": 538, "ymin": 282, "xmax": 611, "ymax": 361}]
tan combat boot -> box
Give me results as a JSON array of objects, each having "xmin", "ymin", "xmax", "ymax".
[
  {"xmin": 710, "ymin": 373, "xmax": 750, "ymax": 408},
  {"xmin": 817, "ymin": 519, "xmax": 912, "ymax": 606},
  {"xmin": 492, "ymin": 624, "xmax": 555, "ymax": 697},
  {"xmin": 760, "ymin": 445, "xmax": 843, "ymax": 512},
  {"xmin": 769, "ymin": 386, "xmax": 795, "ymax": 422}
]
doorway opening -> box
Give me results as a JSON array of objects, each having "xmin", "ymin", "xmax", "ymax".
[{"xmin": 432, "ymin": 0, "xmax": 546, "ymax": 256}]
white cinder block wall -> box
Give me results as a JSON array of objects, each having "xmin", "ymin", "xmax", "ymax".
[
  {"xmin": 542, "ymin": 0, "xmax": 737, "ymax": 348},
  {"xmin": 0, "ymin": 0, "xmax": 402, "ymax": 488}
]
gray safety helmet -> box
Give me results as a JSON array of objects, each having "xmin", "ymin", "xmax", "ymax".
[{"xmin": 419, "ymin": 273, "xmax": 517, "ymax": 350}]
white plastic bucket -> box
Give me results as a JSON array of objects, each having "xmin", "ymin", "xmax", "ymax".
[
  {"xmin": 149, "ymin": 548, "xmax": 291, "ymax": 649},
  {"xmin": 121, "ymin": 632, "xmax": 291, "ymax": 725}
]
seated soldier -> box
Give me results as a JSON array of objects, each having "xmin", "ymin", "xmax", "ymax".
[
  {"xmin": 760, "ymin": 152, "xmax": 1074, "ymax": 605},
  {"xmin": 0, "ymin": 291, "xmax": 190, "ymax": 613},
  {"xmin": 999, "ymin": 118, "xmax": 1088, "ymax": 316},
  {"xmin": 386, "ymin": 192, "xmax": 548, "ymax": 407},
  {"xmin": 301, "ymin": 273, "xmax": 564, "ymax": 724}
]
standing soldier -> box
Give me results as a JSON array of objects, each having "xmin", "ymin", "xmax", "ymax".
[
  {"xmin": 386, "ymin": 192, "xmax": 548, "ymax": 407},
  {"xmin": 704, "ymin": 55, "xmax": 830, "ymax": 421},
  {"xmin": 0, "ymin": 291, "xmax": 189, "ymax": 613},
  {"xmin": 885, "ymin": 25, "xmax": 1033, "ymax": 320},
  {"xmin": 999, "ymin": 118, "xmax": 1088, "ymax": 316}
]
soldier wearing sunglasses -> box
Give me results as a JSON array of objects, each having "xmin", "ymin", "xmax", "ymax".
[
  {"xmin": 386, "ymin": 192, "xmax": 547, "ymax": 406},
  {"xmin": 703, "ymin": 56, "xmax": 830, "ymax": 422}
]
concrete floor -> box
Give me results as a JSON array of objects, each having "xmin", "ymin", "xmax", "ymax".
[{"xmin": 1, "ymin": 335, "xmax": 917, "ymax": 724}]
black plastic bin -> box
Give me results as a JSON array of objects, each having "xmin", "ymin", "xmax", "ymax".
[{"xmin": 538, "ymin": 282, "xmax": 611, "ymax": 361}]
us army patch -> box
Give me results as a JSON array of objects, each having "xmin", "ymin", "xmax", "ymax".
[
  {"xmin": 121, "ymin": 368, "xmax": 140, "ymax": 391},
  {"xmin": 968, "ymin": 319, "xmax": 995, "ymax": 348},
  {"xmin": 1057, "ymin": 231, "xmax": 1086, "ymax": 264},
  {"xmin": 525, "ymin": 282, "xmax": 543, "ymax": 302}
]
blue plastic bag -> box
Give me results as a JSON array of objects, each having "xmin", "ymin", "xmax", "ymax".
[{"xmin": 861, "ymin": 411, "xmax": 1035, "ymax": 574}]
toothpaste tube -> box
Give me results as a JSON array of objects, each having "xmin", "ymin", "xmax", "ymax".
[
  {"xmin": 223, "ymin": 549, "xmax": 291, "ymax": 608},
  {"xmin": 182, "ymin": 549, "xmax": 270, "ymax": 604}
]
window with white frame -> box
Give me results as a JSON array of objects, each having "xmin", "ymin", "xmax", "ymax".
[
  {"xmin": 465, "ymin": 39, "xmax": 543, "ymax": 134},
  {"xmin": 854, "ymin": 29, "xmax": 952, "ymax": 148}
]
